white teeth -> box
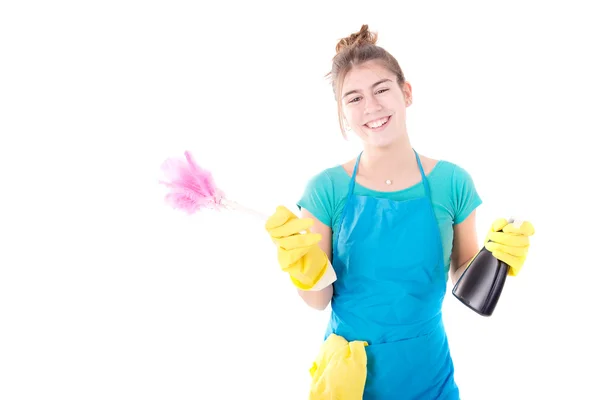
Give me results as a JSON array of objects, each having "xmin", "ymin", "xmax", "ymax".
[{"xmin": 366, "ymin": 116, "xmax": 389, "ymax": 128}]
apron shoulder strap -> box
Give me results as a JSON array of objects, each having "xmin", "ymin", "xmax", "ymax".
[
  {"xmin": 413, "ymin": 149, "xmax": 431, "ymax": 198},
  {"xmin": 348, "ymin": 152, "xmax": 362, "ymax": 195}
]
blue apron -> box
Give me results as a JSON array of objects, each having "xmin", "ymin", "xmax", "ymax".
[{"xmin": 325, "ymin": 150, "xmax": 459, "ymax": 399}]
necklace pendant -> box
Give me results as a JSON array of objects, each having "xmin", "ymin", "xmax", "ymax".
[{"xmin": 385, "ymin": 179, "xmax": 392, "ymax": 185}]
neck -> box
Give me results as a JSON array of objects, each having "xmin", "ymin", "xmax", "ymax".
[{"xmin": 360, "ymin": 136, "xmax": 416, "ymax": 179}]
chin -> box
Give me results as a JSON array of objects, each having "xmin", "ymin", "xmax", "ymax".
[{"xmin": 367, "ymin": 133, "xmax": 401, "ymax": 148}]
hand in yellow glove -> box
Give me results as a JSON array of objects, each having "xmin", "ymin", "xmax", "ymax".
[
  {"xmin": 309, "ymin": 333, "xmax": 368, "ymax": 400},
  {"xmin": 484, "ymin": 218, "xmax": 535, "ymax": 276},
  {"xmin": 265, "ymin": 206, "xmax": 329, "ymax": 290}
]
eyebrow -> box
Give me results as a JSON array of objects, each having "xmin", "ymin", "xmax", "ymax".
[{"xmin": 342, "ymin": 78, "xmax": 392, "ymax": 99}]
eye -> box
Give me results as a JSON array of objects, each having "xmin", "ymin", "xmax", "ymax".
[
  {"xmin": 348, "ymin": 96, "xmax": 361, "ymax": 103},
  {"xmin": 375, "ymin": 88, "xmax": 389, "ymax": 95}
]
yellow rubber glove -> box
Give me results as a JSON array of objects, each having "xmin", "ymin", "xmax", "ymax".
[
  {"xmin": 309, "ymin": 333, "xmax": 368, "ymax": 400},
  {"xmin": 265, "ymin": 206, "xmax": 329, "ymax": 290},
  {"xmin": 484, "ymin": 218, "xmax": 535, "ymax": 276}
]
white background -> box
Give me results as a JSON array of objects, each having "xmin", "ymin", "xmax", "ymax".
[{"xmin": 1, "ymin": 1, "xmax": 598, "ymax": 399}]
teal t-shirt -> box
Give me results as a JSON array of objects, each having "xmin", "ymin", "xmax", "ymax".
[{"xmin": 296, "ymin": 160, "xmax": 482, "ymax": 277}]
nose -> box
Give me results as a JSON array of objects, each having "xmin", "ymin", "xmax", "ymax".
[{"xmin": 364, "ymin": 93, "xmax": 382, "ymax": 114}]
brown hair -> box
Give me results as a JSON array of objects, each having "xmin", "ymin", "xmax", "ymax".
[{"xmin": 326, "ymin": 24, "xmax": 406, "ymax": 137}]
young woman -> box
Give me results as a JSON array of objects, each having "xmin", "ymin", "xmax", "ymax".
[{"xmin": 265, "ymin": 24, "xmax": 535, "ymax": 400}]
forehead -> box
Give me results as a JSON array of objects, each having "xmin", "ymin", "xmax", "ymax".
[{"xmin": 342, "ymin": 60, "xmax": 396, "ymax": 90}]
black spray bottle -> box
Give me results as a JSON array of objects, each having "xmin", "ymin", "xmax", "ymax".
[{"xmin": 452, "ymin": 218, "xmax": 522, "ymax": 317}]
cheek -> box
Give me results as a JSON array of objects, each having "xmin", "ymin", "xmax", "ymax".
[
  {"xmin": 380, "ymin": 96, "xmax": 396, "ymax": 109},
  {"xmin": 345, "ymin": 108, "xmax": 364, "ymax": 129}
]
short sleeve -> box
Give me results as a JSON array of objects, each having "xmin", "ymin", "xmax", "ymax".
[
  {"xmin": 296, "ymin": 170, "xmax": 335, "ymax": 227},
  {"xmin": 451, "ymin": 165, "xmax": 483, "ymax": 224}
]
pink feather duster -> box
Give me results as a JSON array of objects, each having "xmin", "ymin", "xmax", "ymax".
[{"xmin": 159, "ymin": 151, "xmax": 267, "ymax": 220}]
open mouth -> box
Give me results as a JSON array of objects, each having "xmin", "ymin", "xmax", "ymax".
[{"xmin": 364, "ymin": 116, "xmax": 391, "ymax": 130}]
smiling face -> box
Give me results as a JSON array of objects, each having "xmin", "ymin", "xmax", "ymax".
[{"xmin": 340, "ymin": 60, "xmax": 412, "ymax": 148}]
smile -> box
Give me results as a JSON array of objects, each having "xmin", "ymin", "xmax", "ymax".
[{"xmin": 364, "ymin": 116, "xmax": 391, "ymax": 129}]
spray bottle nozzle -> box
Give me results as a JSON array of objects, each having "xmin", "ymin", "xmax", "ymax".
[{"xmin": 507, "ymin": 217, "xmax": 524, "ymax": 229}]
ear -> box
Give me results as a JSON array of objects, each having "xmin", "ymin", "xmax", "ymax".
[{"xmin": 403, "ymin": 81, "xmax": 413, "ymax": 106}]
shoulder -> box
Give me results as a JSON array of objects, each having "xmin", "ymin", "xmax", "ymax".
[
  {"xmin": 446, "ymin": 161, "xmax": 477, "ymax": 187},
  {"xmin": 425, "ymin": 156, "xmax": 475, "ymax": 185},
  {"xmin": 305, "ymin": 165, "xmax": 344, "ymax": 188},
  {"xmin": 298, "ymin": 164, "xmax": 349, "ymax": 227},
  {"xmin": 305, "ymin": 162, "xmax": 352, "ymax": 189},
  {"xmin": 416, "ymin": 154, "xmax": 439, "ymax": 175},
  {"xmin": 423, "ymin": 156, "xmax": 480, "ymax": 202},
  {"xmin": 431, "ymin": 158, "xmax": 482, "ymax": 222},
  {"xmin": 299, "ymin": 164, "xmax": 350, "ymax": 208},
  {"xmin": 415, "ymin": 153, "xmax": 464, "ymax": 179},
  {"xmin": 340, "ymin": 157, "xmax": 358, "ymax": 177}
]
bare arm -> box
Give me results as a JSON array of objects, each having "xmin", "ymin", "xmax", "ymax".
[
  {"xmin": 450, "ymin": 210, "xmax": 482, "ymax": 285},
  {"xmin": 296, "ymin": 208, "xmax": 334, "ymax": 311}
]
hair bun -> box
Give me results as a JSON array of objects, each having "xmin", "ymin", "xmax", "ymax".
[{"xmin": 335, "ymin": 24, "xmax": 378, "ymax": 54}]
